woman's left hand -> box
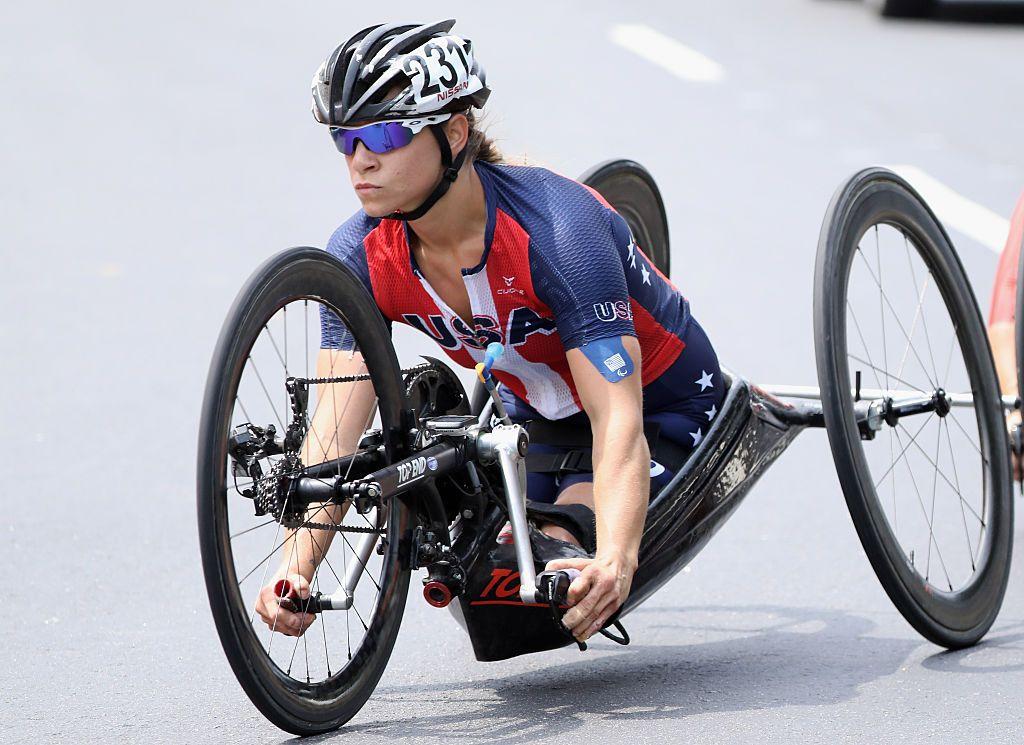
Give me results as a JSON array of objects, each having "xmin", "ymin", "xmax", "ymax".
[{"xmin": 545, "ymin": 553, "xmax": 636, "ymax": 642}]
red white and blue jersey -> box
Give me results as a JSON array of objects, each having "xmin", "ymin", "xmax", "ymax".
[{"xmin": 321, "ymin": 161, "xmax": 692, "ymax": 420}]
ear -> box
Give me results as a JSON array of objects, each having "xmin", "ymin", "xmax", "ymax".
[{"xmin": 444, "ymin": 113, "xmax": 470, "ymax": 159}]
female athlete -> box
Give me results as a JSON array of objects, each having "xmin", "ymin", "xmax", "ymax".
[
  {"xmin": 254, "ymin": 20, "xmax": 725, "ymax": 644},
  {"xmin": 987, "ymin": 189, "xmax": 1024, "ymax": 481}
]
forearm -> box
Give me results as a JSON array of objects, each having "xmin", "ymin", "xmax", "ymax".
[
  {"xmin": 278, "ymin": 505, "xmax": 345, "ymax": 582},
  {"xmin": 590, "ymin": 418, "xmax": 649, "ymax": 568},
  {"xmin": 278, "ymin": 349, "xmax": 374, "ymax": 580}
]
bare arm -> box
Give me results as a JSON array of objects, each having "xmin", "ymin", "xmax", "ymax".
[
  {"xmin": 546, "ymin": 336, "xmax": 648, "ymax": 640},
  {"xmin": 255, "ymin": 348, "xmax": 378, "ymax": 636},
  {"xmin": 283, "ymin": 348, "xmax": 378, "ymax": 580},
  {"xmin": 567, "ymin": 336, "xmax": 649, "ymax": 567}
]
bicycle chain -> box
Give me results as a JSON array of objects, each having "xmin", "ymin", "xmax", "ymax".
[
  {"xmin": 295, "ymin": 361, "xmax": 432, "ymax": 387},
  {"xmin": 249, "ymin": 362, "xmax": 429, "ymax": 533},
  {"xmin": 252, "ymin": 462, "xmax": 382, "ymax": 533}
]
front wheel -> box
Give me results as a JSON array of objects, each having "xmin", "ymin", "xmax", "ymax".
[
  {"xmin": 197, "ymin": 247, "xmax": 410, "ymax": 734},
  {"xmin": 814, "ymin": 168, "xmax": 1012, "ymax": 648}
]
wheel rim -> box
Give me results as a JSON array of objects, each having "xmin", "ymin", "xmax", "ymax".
[
  {"xmin": 842, "ymin": 220, "xmax": 991, "ymax": 596},
  {"xmin": 227, "ymin": 296, "xmax": 392, "ymax": 688},
  {"xmin": 817, "ymin": 172, "xmax": 1012, "ymax": 640}
]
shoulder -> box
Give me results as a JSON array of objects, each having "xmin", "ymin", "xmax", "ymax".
[
  {"xmin": 325, "ymin": 210, "xmax": 380, "ymax": 262},
  {"xmin": 324, "ymin": 210, "xmax": 382, "ymax": 291},
  {"xmin": 481, "ymin": 163, "xmax": 630, "ymax": 269},
  {"xmin": 480, "ymin": 162, "xmax": 614, "ymax": 224}
]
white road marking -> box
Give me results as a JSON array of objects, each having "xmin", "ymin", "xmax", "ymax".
[
  {"xmin": 609, "ymin": 24, "xmax": 725, "ymax": 83},
  {"xmin": 890, "ymin": 165, "xmax": 1010, "ymax": 254}
]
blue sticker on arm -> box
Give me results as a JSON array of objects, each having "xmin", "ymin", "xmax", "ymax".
[{"xmin": 580, "ymin": 337, "xmax": 635, "ymax": 382}]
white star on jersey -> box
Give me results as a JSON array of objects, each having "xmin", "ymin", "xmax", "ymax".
[
  {"xmin": 705, "ymin": 403, "xmax": 717, "ymax": 421},
  {"xmin": 696, "ymin": 370, "xmax": 714, "ymax": 391},
  {"xmin": 690, "ymin": 428, "xmax": 703, "ymax": 446},
  {"xmin": 640, "ymin": 263, "xmax": 651, "ymax": 285}
]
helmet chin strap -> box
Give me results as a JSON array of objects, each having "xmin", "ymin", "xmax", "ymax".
[{"xmin": 384, "ymin": 124, "xmax": 467, "ymax": 222}]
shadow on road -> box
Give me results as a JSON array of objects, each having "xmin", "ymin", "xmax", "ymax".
[
  {"xmin": 296, "ymin": 603, "xmax": 930, "ymax": 744},
  {"xmin": 921, "ymin": 620, "xmax": 1024, "ymax": 674}
]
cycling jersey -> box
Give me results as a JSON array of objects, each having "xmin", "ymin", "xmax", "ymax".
[
  {"xmin": 989, "ymin": 190, "xmax": 1024, "ymax": 325},
  {"xmin": 321, "ymin": 160, "xmax": 693, "ymax": 419}
]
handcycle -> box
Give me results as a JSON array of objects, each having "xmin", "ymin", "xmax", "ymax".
[{"xmin": 198, "ymin": 163, "xmax": 1015, "ymax": 735}]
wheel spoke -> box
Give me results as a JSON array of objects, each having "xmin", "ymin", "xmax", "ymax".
[
  {"xmin": 847, "ymin": 302, "xmax": 886, "ymax": 391},
  {"xmin": 873, "ymin": 229, "xmax": 891, "ymax": 394},
  {"xmin": 900, "ymin": 230, "xmax": 941, "ymax": 386},
  {"xmin": 946, "ymin": 410, "xmax": 984, "ymax": 460},
  {"xmin": 855, "ymin": 248, "xmax": 937, "ymax": 389},
  {"xmin": 943, "ymin": 418, "xmax": 977, "ymax": 569},
  {"xmin": 246, "ymin": 355, "xmax": 287, "ymax": 432},
  {"xmin": 847, "ymin": 352, "xmax": 928, "ymax": 395},
  {"xmin": 214, "ymin": 291, "xmax": 406, "ymax": 697},
  {"xmin": 873, "ymin": 413, "xmax": 933, "ymax": 491},
  {"xmin": 896, "ymin": 422, "xmax": 985, "ymax": 527},
  {"xmin": 924, "ymin": 418, "xmax": 942, "ymax": 581},
  {"xmin": 892, "ymin": 425, "xmax": 954, "ymax": 590},
  {"xmin": 230, "ymin": 518, "xmax": 277, "ymax": 540}
]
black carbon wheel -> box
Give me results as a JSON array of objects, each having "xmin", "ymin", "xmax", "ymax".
[
  {"xmin": 814, "ymin": 168, "xmax": 1012, "ymax": 648},
  {"xmin": 197, "ymin": 247, "xmax": 410, "ymax": 734},
  {"xmin": 580, "ymin": 159, "xmax": 671, "ymax": 278}
]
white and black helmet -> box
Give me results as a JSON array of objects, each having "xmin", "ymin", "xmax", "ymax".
[{"xmin": 312, "ymin": 19, "xmax": 490, "ymax": 127}]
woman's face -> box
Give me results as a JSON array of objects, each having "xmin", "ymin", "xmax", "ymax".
[{"xmin": 344, "ymin": 125, "xmax": 445, "ymax": 217}]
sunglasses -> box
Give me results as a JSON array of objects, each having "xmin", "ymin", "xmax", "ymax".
[{"xmin": 329, "ymin": 114, "xmax": 451, "ymax": 156}]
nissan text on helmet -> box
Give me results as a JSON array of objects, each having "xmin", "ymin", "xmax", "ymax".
[{"xmin": 311, "ymin": 20, "xmax": 491, "ymax": 221}]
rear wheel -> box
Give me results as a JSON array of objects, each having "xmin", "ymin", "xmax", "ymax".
[
  {"xmin": 197, "ymin": 247, "xmax": 410, "ymax": 734},
  {"xmin": 814, "ymin": 168, "xmax": 1012, "ymax": 648},
  {"xmin": 580, "ymin": 159, "xmax": 671, "ymax": 278}
]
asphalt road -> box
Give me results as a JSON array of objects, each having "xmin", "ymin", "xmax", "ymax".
[{"xmin": 4, "ymin": 1, "xmax": 1024, "ymax": 743}]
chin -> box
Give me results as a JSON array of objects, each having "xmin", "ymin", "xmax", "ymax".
[{"xmin": 356, "ymin": 196, "xmax": 389, "ymax": 218}]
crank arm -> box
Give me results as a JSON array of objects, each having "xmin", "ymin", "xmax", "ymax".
[{"xmin": 476, "ymin": 423, "xmax": 536, "ymax": 604}]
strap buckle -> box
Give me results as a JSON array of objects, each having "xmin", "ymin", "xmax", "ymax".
[{"xmin": 557, "ymin": 449, "xmax": 588, "ymax": 474}]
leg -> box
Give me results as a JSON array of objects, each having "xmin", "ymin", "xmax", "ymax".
[{"xmin": 538, "ymin": 477, "xmax": 594, "ymax": 547}]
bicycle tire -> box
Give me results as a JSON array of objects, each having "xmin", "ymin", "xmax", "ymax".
[
  {"xmin": 814, "ymin": 167, "xmax": 1012, "ymax": 648},
  {"xmin": 580, "ymin": 159, "xmax": 671, "ymax": 278},
  {"xmin": 197, "ymin": 246, "xmax": 410, "ymax": 734}
]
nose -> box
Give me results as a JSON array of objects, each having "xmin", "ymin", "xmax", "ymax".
[{"xmin": 348, "ymin": 139, "xmax": 378, "ymax": 172}]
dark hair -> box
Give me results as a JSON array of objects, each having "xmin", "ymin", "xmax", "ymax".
[{"xmin": 462, "ymin": 109, "xmax": 502, "ymax": 164}]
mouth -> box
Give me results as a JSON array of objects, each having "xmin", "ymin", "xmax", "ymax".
[{"xmin": 354, "ymin": 182, "xmax": 381, "ymax": 192}]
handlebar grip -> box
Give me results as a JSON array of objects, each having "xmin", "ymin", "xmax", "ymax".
[
  {"xmin": 273, "ymin": 578, "xmax": 321, "ymax": 614},
  {"xmin": 535, "ymin": 568, "xmax": 582, "ymax": 606}
]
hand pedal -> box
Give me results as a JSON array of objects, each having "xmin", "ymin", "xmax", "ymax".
[{"xmin": 535, "ymin": 568, "xmax": 581, "ymax": 605}]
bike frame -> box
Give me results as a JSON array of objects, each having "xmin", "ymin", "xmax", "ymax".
[{"xmin": 287, "ymin": 369, "xmax": 1003, "ymax": 659}]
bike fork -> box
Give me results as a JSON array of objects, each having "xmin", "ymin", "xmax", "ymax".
[{"xmin": 476, "ymin": 424, "xmax": 537, "ymax": 604}]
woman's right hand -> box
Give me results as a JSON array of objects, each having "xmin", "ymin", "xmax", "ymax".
[{"xmin": 255, "ymin": 573, "xmax": 317, "ymax": 638}]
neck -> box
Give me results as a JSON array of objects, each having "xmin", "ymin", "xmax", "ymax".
[{"xmin": 406, "ymin": 161, "xmax": 487, "ymax": 250}]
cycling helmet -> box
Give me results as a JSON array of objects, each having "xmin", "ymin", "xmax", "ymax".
[{"xmin": 312, "ymin": 20, "xmax": 491, "ymax": 221}]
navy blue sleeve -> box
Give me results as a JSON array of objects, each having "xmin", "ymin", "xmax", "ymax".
[
  {"xmin": 527, "ymin": 183, "xmax": 637, "ymax": 351},
  {"xmin": 320, "ymin": 212, "xmax": 391, "ymax": 350}
]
